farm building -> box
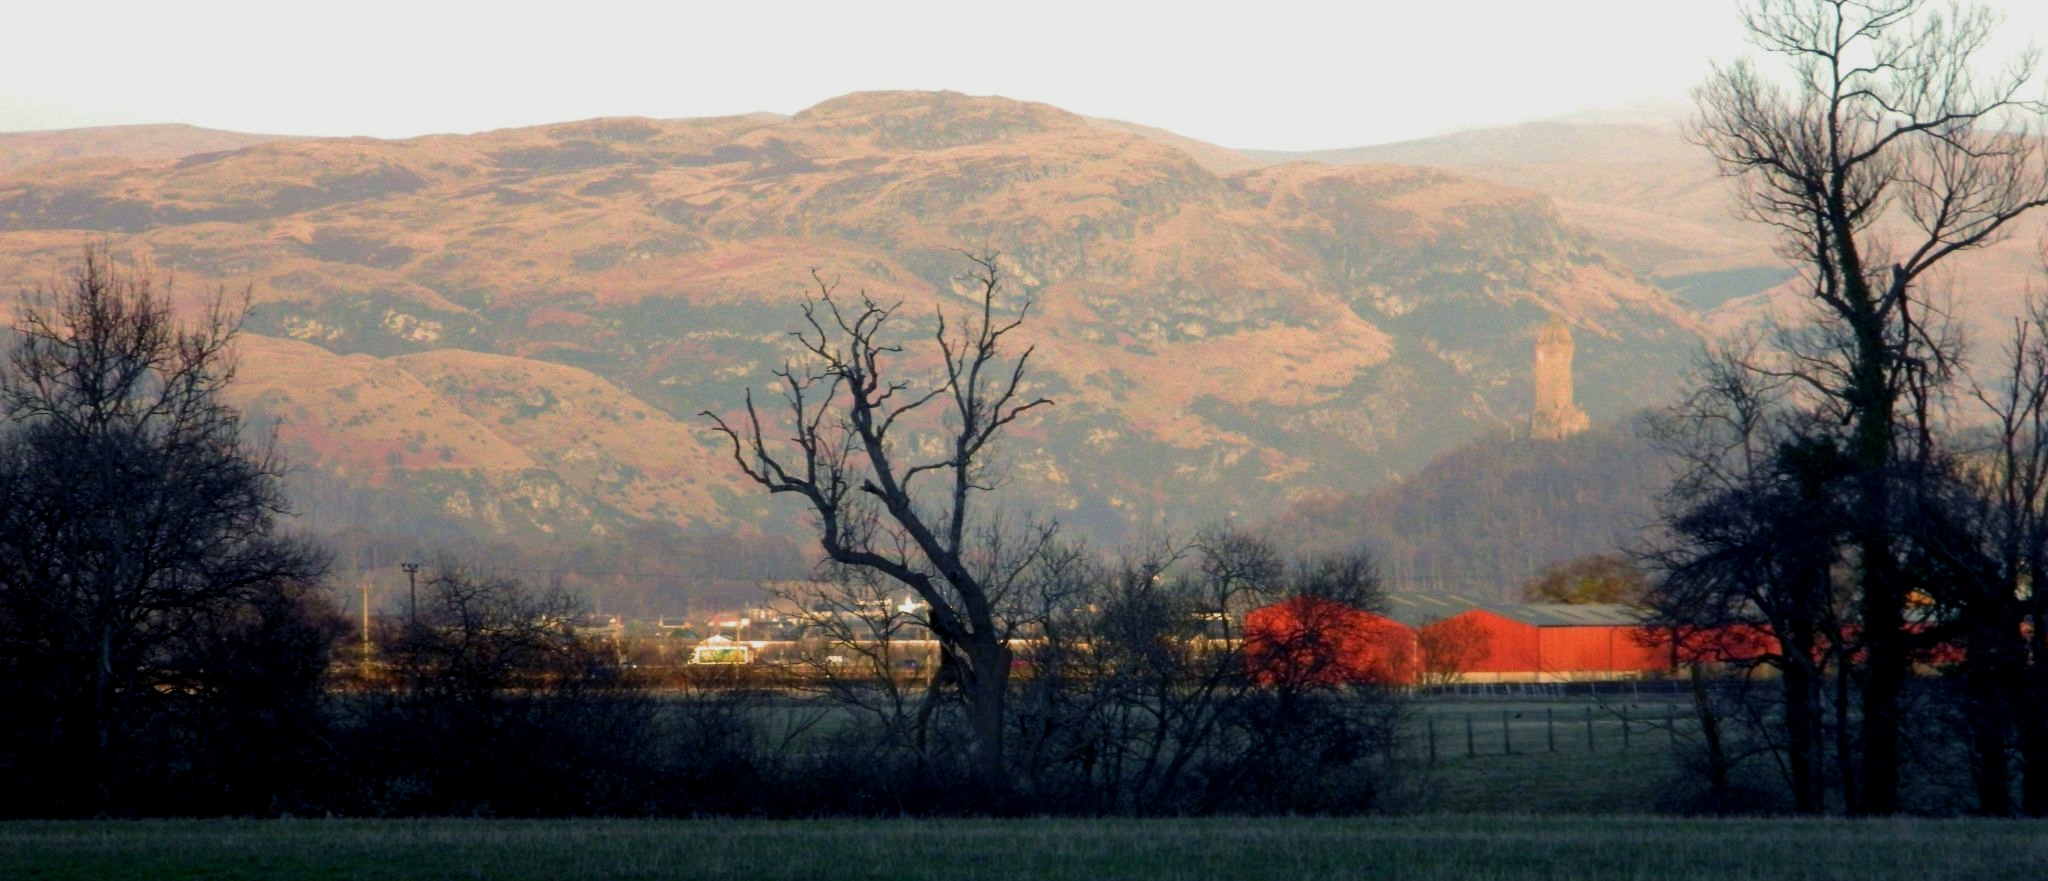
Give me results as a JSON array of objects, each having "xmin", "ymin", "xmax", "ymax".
[
  {"xmin": 1380, "ymin": 593, "xmax": 1493, "ymax": 629},
  {"xmin": 1244, "ymin": 594, "xmax": 1680, "ymax": 685},
  {"xmin": 1243, "ymin": 596, "xmax": 1420, "ymax": 685},
  {"xmin": 1441, "ymin": 603, "xmax": 1672, "ymax": 682}
]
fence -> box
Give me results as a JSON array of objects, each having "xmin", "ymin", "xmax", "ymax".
[
  {"xmin": 1428, "ymin": 680, "xmax": 1691, "ymax": 699},
  {"xmin": 1413, "ymin": 701, "xmax": 1692, "ymax": 763}
]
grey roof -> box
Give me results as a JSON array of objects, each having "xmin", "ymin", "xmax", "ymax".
[
  {"xmin": 1476, "ymin": 602, "xmax": 1648, "ymax": 627},
  {"xmin": 1379, "ymin": 593, "xmax": 1489, "ymax": 627},
  {"xmin": 1377, "ymin": 593, "xmax": 1647, "ymax": 628}
]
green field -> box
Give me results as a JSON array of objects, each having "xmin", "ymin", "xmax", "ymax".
[
  {"xmin": 4, "ymin": 815, "xmax": 2044, "ymax": 881},
  {"xmin": 1399, "ymin": 697, "xmax": 1700, "ymax": 814},
  {"xmin": 5, "ymin": 695, "xmax": 2024, "ymax": 880}
]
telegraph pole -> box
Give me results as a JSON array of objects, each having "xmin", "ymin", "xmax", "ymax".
[
  {"xmin": 402, "ymin": 562, "xmax": 421, "ymax": 623},
  {"xmin": 360, "ymin": 576, "xmax": 372, "ymax": 680}
]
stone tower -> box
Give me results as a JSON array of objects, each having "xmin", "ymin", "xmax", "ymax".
[{"xmin": 1530, "ymin": 315, "xmax": 1589, "ymax": 440}]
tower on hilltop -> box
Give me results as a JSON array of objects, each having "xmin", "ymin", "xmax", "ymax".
[{"xmin": 1530, "ymin": 315, "xmax": 1589, "ymax": 441}]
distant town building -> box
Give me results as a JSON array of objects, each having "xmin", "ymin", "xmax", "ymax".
[
  {"xmin": 690, "ymin": 634, "xmax": 753, "ymax": 665},
  {"xmin": 1530, "ymin": 315, "xmax": 1590, "ymax": 440}
]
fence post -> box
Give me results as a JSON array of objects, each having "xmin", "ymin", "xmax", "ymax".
[
  {"xmin": 1622, "ymin": 704, "xmax": 1632, "ymax": 750},
  {"xmin": 1547, "ymin": 707, "xmax": 1555, "ymax": 753},
  {"xmin": 1585, "ymin": 705, "xmax": 1595, "ymax": 752},
  {"xmin": 1427, "ymin": 714, "xmax": 1437, "ymax": 765},
  {"xmin": 1669, "ymin": 704, "xmax": 1678, "ymax": 746},
  {"xmin": 1503, "ymin": 709, "xmax": 1512, "ymax": 755},
  {"xmin": 1466, "ymin": 712, "xmax": 1476, "ymax": 758}
]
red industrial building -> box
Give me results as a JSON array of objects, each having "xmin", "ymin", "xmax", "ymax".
[
  {"xmin": 1439, "ymin": 604, "xmax": 1671, "ymax": 682},
  {"xmin": 1246, "ymin": 594, "xmax": 1678, "ymax": 686},
  {"xmin": 1243, "ymin": 596, "xmax": 1420, "ymax": 686}
]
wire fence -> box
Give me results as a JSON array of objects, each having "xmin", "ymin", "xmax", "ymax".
[{"xmin": 1411, "ymin": 701, "xmax": 1694, "ymax": 763}]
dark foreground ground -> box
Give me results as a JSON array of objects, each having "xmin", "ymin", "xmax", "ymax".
[{"xmin": 4, "ymin": 815, "xmax": 2045, "ymax": 881}]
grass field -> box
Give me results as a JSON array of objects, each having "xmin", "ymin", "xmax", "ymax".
[
  {"xmin": 1400, "ymin": 697, "xmax": 1700, "ymax": 814},
  {"xmin": 5, "ymin": 815, "xmax": 2045, "ymax": 881},
  {"xmin": 4, "ymin": 695, "xmax": 2021, "ymax": 879}
]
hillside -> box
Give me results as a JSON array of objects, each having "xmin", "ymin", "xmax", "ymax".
[
  {"xmin": 1249, "ymin": 122, "xmax": 1779, "ymax": 301},
  {"xmin": 1266, "ymin": 417, "xmax": 1669, "ymax": 601},
  {"xmin": 0, "ymin": 124, "xmax": 294, "ymax": 174},
  {"xmin": 0, "ymin": 92, "xmax": 1702, "ymax": 546},
  {"xmin": 1247, "ymin": 121, "xmax": 2048, "ymax": 338}
]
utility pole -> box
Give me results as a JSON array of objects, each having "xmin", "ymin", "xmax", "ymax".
[
  {"xmin": 402, "ymin": 562, "xmax": 421, "ymax": 623},
  {"xmin": 361, "ymin": 576, "xmax": 372, "ymax": 681}
]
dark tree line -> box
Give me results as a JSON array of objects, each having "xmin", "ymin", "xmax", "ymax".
[
  {"xmin": 1647, "ymin": 0, "xmax": 2048, "ymax": 816},
  {"xmin": 769, "ymin": 530, "xmax": 1404, "ymax": 815},
  {"xmin": 0, "ymin": 251, "xmax": 678, "ymax": 817},
  {"xmin": 0, "ymin": 248, "xmax": 1407, "ymax": 817},
  {"xmin": 0, "ymin": 249, "xmax": 334, "ymax": 815}
]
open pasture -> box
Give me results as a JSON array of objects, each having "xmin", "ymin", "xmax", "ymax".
[
  {"xmin": 1398, "ymin": 694, "xmax": 1698, "ymax": 814},
  {"xmin": 3, "ymin": 815, "xmax": 2042, "ymax": 881}
]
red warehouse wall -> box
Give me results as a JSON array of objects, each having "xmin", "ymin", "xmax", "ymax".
[
  {"xmin": 1245, "ymin": 598, "xmax": 1420, "ymax": 686},
  {"xmin": 1449, "ymin": 608, "xmax": 1671, "ymax": 678},
  {"xmin": 1452, "ymin": 609, "xmax": 1539, "ymax": 674},
  {"xmin": 1537, "ymin": 625, "xmax": 1667, "ymax": 673}
]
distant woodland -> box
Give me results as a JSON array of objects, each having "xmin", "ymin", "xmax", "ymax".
[{"xmin": 1271, "ymin": 420, "xmax": 1666, "ymax": 599}]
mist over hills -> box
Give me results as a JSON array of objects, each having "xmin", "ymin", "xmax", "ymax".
[
  {"xmin": 0, "ymin": 124, "xmax": 295, "ymax": 175},
  {"xmin": 1251, "ymin": 122, "xmax": 1781, "ymax": 305},
  {"xmin": 1269, "ymin": 418, "xmax": 1667, "ymax": 599},
  {"xmin": 0, "ymin": 92, "xmax": 1711, "ymax": 594},
  {"xmin": 1253, "ymin": 119, "xmax": 2048, "ymax": 335}
]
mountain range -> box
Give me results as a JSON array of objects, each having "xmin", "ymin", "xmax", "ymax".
[{"xmin": 11, "ymin": 91, "xmax": 1991, "ymax": 570}]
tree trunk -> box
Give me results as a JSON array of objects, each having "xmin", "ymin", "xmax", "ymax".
[
  {"xmin": 2021, "ymin": 621, "xmax": 2048, "ymax": 816},
  {"xmin": 1781, "ymin": 651, "xmax": 1823, "ymax": 814},
  {"xmin": 1858, "ymin": 547, "xmax": 1907, "ymax": 816},
  {"xmin": 1849, "ymin": 300, "xmax": 1906, "ymax": 816},
  {"xmin": 1962, "ymin": 610, "xmax": 2018, "ymax": 816},
  {"xmin": 1971, "ymin": 709, "xmax": 2013, "ymax": 816},
  {"xmin": 1834, "ymin": 648, "xmax": 1860, "ymax": 814},
  {"xmin": 1689, "ymin": 665, "xmax": 1730, "ymax": 811},
  {"xmin": 964, "ymin": 637, "xmax": 1013, "ymax": 800},
  {"xmin": 2022, "ymin": 734, "xmax": 2048, "ymax": 816}
]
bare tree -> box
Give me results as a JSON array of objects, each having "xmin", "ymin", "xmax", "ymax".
[
  {"xmin": 0, "ymin": 247, "xmax": 328, "ymax": 815},
  {"xmin": 1227, "ymin": 550, "xmax": 1403, "ymax": 812},
  {"xmin": 361, "ymin": 565, "xmax": 672, "ymax": 815},
  {"xmin": 1916, "ymin": 295, "xmax": 2048, "ymax": 816},
  {"xmin": 703, "ymin": 252, "xmax": 1052, "ymax": 790},
  {"xmin": 1015, "ymin": 531, "xmax": 1280, "ymax": 813},
  {"xmin": 1690, "ymin": 0, "xmax": 2048, "ymax": 814},
  {"xmin": 1644, "ymin": 345, "xmax": 1855, "ymax": 814},
  {"xmin": 1416, "ymin": 615, "xmax": 1490, "ymax": 687},
  {"xmin": 383, "ymin": 567, "xmax": 600, "ymax": 708},
  {"xmin": 1015, "ymin": 532, "xmax": 1401, "ymax": 814},
  {"xmin": 1980, "ymin": 300, "xmax": 2048, "ymax": 815},
  {"xmin": 774, "ymin": 569, "xmax": 944, "ymax": 757}
]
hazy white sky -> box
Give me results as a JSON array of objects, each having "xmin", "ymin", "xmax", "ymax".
[{"xmin": 5, "ymin": 1, "xmax": 2046, "ymax": 151}]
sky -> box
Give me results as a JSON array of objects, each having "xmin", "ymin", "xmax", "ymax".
[{"xmin": 5, "ymin": 1, "xmax": 2047, "ymax": 152}]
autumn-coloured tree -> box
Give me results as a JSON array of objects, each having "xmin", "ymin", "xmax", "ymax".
[{"xmin": 1521, "ymin": 554, "xmax": 1647, "ymax": 606}]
